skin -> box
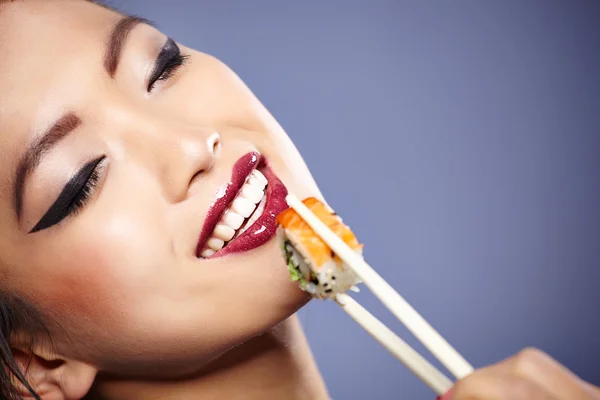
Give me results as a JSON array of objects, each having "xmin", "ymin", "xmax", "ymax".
[
  {"xmin": 0, "ymin": 1, "xmax": 597, "ymax": 399},
  {"xmin": 443, "ymin": 348, "xmax": 600, "ymax": 400}
]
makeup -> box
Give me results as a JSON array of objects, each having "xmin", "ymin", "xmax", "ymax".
[{"xmin": 196, "ymin": 152, "xmax": 288, "ymax": 258}]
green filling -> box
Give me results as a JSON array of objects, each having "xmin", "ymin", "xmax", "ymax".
[
  {"xmin": 288, "ymin": 259, "xmax": 301, "ymax": 281},
  {"xmin": 283, "ymin": 241, "xmax": 314, "ymax": 289}
]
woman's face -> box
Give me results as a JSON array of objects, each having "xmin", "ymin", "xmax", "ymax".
[{"xmin": 0, "ymin": 1, "xmax": 320, "ymax": 375}]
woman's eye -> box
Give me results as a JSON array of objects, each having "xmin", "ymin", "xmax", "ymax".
[
  {"xmin": 30, "ymin": 156, "xmax": 106, "ymax": 233},
  {"xmin": 147, "ymin": 37, "xmax": 188, "ymax": 92}
]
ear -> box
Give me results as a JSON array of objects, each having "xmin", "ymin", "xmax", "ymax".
[{"xmin": 12, "ymin": 345, "xmax": 97, "ymax": 400}]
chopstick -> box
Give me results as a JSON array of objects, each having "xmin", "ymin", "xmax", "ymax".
[
  {"xmin": 286, "ymin": 194, "xmax": 474, "ymax": 380},
  {"xmin": 336, "ymin": 293, "xmax": 453, "ymax": 395}
]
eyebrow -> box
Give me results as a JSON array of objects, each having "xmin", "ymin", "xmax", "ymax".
[
  {"xmin": 14, "ymin": 113, "xmax": 82, "ymax": 219},
  {"xmin": 104, "ymin": 15, "xmax": 156, "ymax": 77}
]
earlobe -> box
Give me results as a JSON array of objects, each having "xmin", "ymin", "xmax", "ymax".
[
  {"xmin": 12, "ymin": 348, "xmax": 97, "ymax": 400},
  {"xmin": 52, "ymin": 359, "xmax": 98, "ymax": 400}
]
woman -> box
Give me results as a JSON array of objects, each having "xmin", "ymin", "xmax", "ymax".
[{"xmin": 0, "ymin": 1, "xmax": 597, "ymax": 399}]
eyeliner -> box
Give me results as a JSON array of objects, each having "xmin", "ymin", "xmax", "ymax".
[{"xmin": 30, "ymin": 156, "xmax": 105, "ymax": 233}]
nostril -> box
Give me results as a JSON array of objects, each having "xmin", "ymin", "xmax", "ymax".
[
  {"xmin": 189, "ymin": 167, "xmax": 206, "ymax": 189},
  {"xmin": 208, "ymin": 132, "xmax": 221, "ymax": 154}
]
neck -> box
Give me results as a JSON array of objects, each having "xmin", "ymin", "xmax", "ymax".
[{"xmin": 87, "ymin": 316, "xmax": 329, "ymax": 400}]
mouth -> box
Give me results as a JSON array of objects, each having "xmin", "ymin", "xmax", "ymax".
[{"xmin": 195, "ymin": 151, "xmax": 289, "ymax": 259}]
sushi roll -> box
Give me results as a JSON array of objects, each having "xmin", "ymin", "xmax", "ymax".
[{"xmin": 276, "ymin": 197, "xmax": 363, "ymax": 299}]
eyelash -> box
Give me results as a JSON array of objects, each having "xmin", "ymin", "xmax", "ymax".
[
  {"xmin": 30, "ymin": 156, "xmax": 106, "ymax": 233},
  {"xmin": 147, "ymin": 45, "xmax": 189, "ymax": 92},
  {"xmin": 68, "ymin": 160, "xmax": 104, "ymax": 218}
]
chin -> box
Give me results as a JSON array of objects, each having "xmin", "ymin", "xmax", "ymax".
[
  {"xmin": 207, "ymin": 244, "xmax": 311, "ymax": 357},
  {"xmin": 220, "ymin": 237, "xmax": 312, "ymax": 323},
  {"xmin": 147, "ymin": 244, "xmax": 310, "ymax": 376}
]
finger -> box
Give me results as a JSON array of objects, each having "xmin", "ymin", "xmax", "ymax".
[
  {"xmin": 500, "ymin": 348, "xmax": 595, "ymax": 400},
  {"xmin": 452, "ymin": 369, "xmax": 558, "ymax": 400}
]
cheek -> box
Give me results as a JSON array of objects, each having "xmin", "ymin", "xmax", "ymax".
[
  {"xmin": 36, "ymin": 207, "xmax": 172, "ymax": 326},
  {"xmin": 40, "ymin": 255, "xmax": 123, "ymax": 323}
]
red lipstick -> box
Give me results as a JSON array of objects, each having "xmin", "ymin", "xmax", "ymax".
[{"xmin": 195, "ymin": 152, "xmax": 288, "ymax": 258}]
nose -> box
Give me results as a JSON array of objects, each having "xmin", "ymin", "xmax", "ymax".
[
  {"xmin": 125, "ymin": 120, "xmax": 221, "ymax": 202},
  {"xmin": 186, "ymin": 130, "xmax": 220, "ymax": 184},
  {"xmin": 161, "ymin": 128, "xmax": 221, "ymax": 202}
]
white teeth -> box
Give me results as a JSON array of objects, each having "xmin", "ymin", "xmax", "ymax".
[
  {"xmin": 213, "ymin": 224, "xmax": 235, "ymax": 241},
  {"xmin": 222, "ymin": 211, "xmax": 244, "ymax": 230},
  {"xmin": 248, "ymin": 170, "xmax": 267, "ymax": 189},
  {"xmin": 207, "ymin": 237, "xmax": 225, "ymax": 251},
  {"xmin": 238, "ymin": 194, "xmax": 267, "ymax": 236},
  {"xmin": 241, "ymin": 184, "xmax": 264, "ymax": 204},
  {"xmin": 201, "ymin": 248, "xmax": 215, "ymax": 258},
  {"xmin": 247, "ymin": 176, "xmax": 265, "ymax": 189},
  {"xmin": 232, "ymin": 197, "xmax": 255, "ymax": 218},
  {"xmin": 252, "ymin": 169, "xmax": 268, "ymax": 184},
  {"xmin": 199, "ymin": 168, "xmax": 269, "ymax": 258}
]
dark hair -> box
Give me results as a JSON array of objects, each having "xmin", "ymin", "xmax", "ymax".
[{"xmin": 0, "ymin": 292, "xmax": 45, "ymax": 400}]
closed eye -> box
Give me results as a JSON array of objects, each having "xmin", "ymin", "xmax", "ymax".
[
  {"xmin": 147, "ymin": 37, "xmax": 188, "ymax": 92},
  {"xmin": 30, "ymin": 156, "xmax": 107, "ymax": 233}
]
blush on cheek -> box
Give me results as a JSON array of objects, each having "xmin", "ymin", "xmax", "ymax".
[
  {"xmin": 37, "ymin": 216, "xmax": 170, "ymax": 334},
  {"xmin": 35, "ymin": 241, "xmax": 134, "ymax": 333},
  {"xmin": 40, "ymin": 252, "xmax": 126, "ymax": 325}
]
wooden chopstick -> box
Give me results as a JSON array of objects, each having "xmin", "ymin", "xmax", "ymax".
[
  {"xmin": 286, "ymin": 194, "xmax": 474, "ymax": 380},
  {"xmin": 336, "ymin": 293, "xmax": 453, "ymax": 395}
]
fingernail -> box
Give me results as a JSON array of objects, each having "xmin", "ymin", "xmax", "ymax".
[{"xmin": 436, "ymin": 388, "xmax": 454, "ymax": 400}]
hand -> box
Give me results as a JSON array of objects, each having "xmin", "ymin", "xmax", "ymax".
[{"xmin": 438, "ymin": 348, "xmax": 600, "ymax": 399}]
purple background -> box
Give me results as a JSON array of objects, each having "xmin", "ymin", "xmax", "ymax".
[{"xmin": 114, "ymin": 1, "xmax": 600, "ymax": 398}]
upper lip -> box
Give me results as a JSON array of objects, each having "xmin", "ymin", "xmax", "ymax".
[{"xmin": 195, "ymin": 151, "xmax": 262, "ymax": 257}]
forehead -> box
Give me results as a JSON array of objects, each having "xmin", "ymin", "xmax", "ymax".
[
  {"xmin": 0, "ymin": 1, "xmax": 119, "ymax": 201},
  {"xmin": 0, "ymin": 1, "xmax": 118, "ymax": 82}
]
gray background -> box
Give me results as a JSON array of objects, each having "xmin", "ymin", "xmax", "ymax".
[{"xmin": 115, "ymin": 1, "xmax": 600, "ymax": 398}]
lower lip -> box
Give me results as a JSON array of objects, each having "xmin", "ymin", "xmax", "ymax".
[{"xmin": 212, "ymin": 161, "xmax": 288, "ymax": 258}]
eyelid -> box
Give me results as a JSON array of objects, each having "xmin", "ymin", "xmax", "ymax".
[
  {"xmin": 29, "ymin": 156, "xmax": 108, "ymax": 233},
  {"xmin": 147, "ymin": 37, "xmax": 187, "ymax": 93},
  {"xmin": 148, "ymin": 54, "xmax": 188, "ymax": 93},
  {"xmin": 147, "ymin": 37, "xmax": 175, "ymax": 90}
]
